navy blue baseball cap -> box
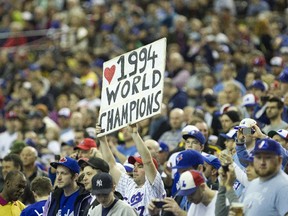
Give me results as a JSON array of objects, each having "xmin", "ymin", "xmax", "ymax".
[
  {"xmin": 50, "ymin": 156, "xmax": 80, "ymax": 174},
  {"xmin": 239, "ymin": 151, "xmax": 254, "ymax": 167},
  {"xmin": 78, "ymin": 157, "xmax": 109, "ymax": 173},
  {"xmin": 61, "ymin": 139, "xmax": 75, "ymax": 147},
  {"xmin": 202, "ymin": 153, "xmax": 221, "ymax": 170},
  {"xmin": 92, "ymin": 172, "xmax": 113, "ymax": 195},
  {"xmin": 253, "ymin": 139, "xmax": 281, "ymax": 156},
  {"xmin": 172, "ymin": 149, "xmax": 204, "ymax": 169},
  {"xmin": 182, "ymin": 130, "xmax": 206, "ymax": 145},
  {"xmin": 220, "ymin": 128, "xmax": 237, "ymax": 140},
  {"xmin": 159, "ymin": 142, "xmax": 169, "ymax": 152},
  {"xmin": 248, "ymin": 80, "xmax": 266, "ymax": 92},
  {"xmin": 278, "ymin": 67, "xmax": 288, "ymax": 83}
]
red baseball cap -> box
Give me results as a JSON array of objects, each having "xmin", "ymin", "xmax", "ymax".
[
  {"xmin": 128, "ymin": 156, "xmax": 158, "ymax": 170},
  {"xmin": 5, "ymin": 111, "xmax": 19, "ymax": 120},
  {"xmin": 74, "ymin": 138, "xmax": 97, "ymax": 151},
  {"xmin": 178, "ymin": 170, "xmax": 205, "ymax": 196},
  {"xmin": 253, "ymin": 56, "xmax": 266, "ymax": 67}
]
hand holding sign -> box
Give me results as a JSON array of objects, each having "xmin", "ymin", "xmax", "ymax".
[{"xmin": 127, "ymin": 123, "xmax": 138, "ymax": 134}]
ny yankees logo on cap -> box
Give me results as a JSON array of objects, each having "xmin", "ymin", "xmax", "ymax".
[{"xmin": 96, "ymin": 180, "xmax": 102, "ymax": 187}]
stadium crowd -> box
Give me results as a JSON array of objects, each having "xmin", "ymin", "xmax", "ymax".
[{"xmin": 0, "ymin": 0, "xmax": 288, "ymax": 215}]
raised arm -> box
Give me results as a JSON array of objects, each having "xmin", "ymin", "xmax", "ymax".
[
  {"xmin": 109, "ymin": 144, "xmax": 128, "ymax": 164},
  {"xmin": 96, "ymin": 125, "xmax": 122, "ymax": 184},
  {"xmin": 235, "ymin": 127, "xmax": 251, "ymax": 167},
  {"xmin": 128, "ymin": 124, "xmax": 158, "ymax": 184}
]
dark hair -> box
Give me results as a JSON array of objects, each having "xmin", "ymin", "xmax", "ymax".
[
  {"xmin": 5, "ymin": 170, "xmax": 25, "ymax": 183},
  {"xmin": 222, "ymin": 110, "xmax": 240, "ymax": 123},
  {"xmin": 81, "ymin": 163, "xmax": 103, "ymax": 174},
  {"xmin": 268, "ymin": 96, "xmax": 284, "ymax": 109},
  {"xmin": 203, "ymin": 73, "xmax": 217, "ymax": 84},
  {"xmin": 78, "ymin": 59, "xmax": 90, "ymax": 68},
  {"xmin": 31, "ymin": 176, "xmax": 52, "ymax": 197},
  {"xmin": 68, "ymin": 168, "xmax": 77, "ymax": 177},
  {"xmin": 3, "ymin": 153, "xmax": 23, "ymax": 171}
]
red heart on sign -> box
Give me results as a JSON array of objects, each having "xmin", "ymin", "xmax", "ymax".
[{"xmin": 104, "ymin": 65, "xmax": 116, "ymax": 84}]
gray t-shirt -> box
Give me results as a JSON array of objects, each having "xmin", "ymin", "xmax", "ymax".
[
  {"xmin": 262, "ymin": 121, "xmax": 288, "ymax": 135},
  {"xmin": 242, "ymin": 170, "xmax": 288, "ymax": 216},
  {"xmin": 87, "ymin": 199, "xmax": 138, "ymax": 216}
]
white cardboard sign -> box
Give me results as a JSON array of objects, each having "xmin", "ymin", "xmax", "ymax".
[{"xmin": 98, "ymin": 38, "xmax": 167, "ymax": 136}]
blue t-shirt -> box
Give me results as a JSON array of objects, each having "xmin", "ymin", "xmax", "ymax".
[
  {"xmin": 20, "ymin": 200, "xmax": 46, "ymax": 216},
  {"xmin": 57, "ymin": 189, "xmax": 79, "ymax": 216},
  {"xmin": 117, "ymin": 145, "xmax": 137, "ymax": 157},
  {"xmin": 172, "ymin": 171, "xmax": 180, "ymax": 196}
]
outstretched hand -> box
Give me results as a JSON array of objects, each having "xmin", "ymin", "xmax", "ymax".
[
  {"xmin": 251, "ymin": 124, "xmax": 267, "ymax": 139},
  {"xmin": 163, "ymin": 161, "xmax": 172, "ymax": 178},
  {"xmin": 218, "ymin": 167, "xmax": 227, "ymax": 186},
  {"xmin": 219, "ymin": 152, "xmax": 233, "ymax": 165},
  {"xmin": 95, "ymin": 124, "xmax": 106, "ymax": 141},
  {"xmin": 236, "ymin": 128, "xmax": 245, "ymax": 142},
  {"xmin": 225, "ymin": 165, "xmax": 236, "ymax": 189},
  {"xmin": 218, "ymin": 165, "xmax": 236, "ymax": 190}
]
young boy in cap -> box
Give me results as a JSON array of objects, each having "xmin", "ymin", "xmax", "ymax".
[
  {"xmin": 87, "ymin": 173, "xmax": 137, "ymax": 216},
  {"xmin": 43, "ymin": 156, "xmax": 89, "ymax": 216},
  {"xmin": 78, "ymin": 157, "xmax": 124, "ymax": 214},
  {"xmin": 78, "ymin": 157, "xmax": 110, "ymax": 192}
]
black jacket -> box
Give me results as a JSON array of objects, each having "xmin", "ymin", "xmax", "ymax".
[{"xmin": 44, "ymin": 185, "xmax": 91, "ymax": 216}]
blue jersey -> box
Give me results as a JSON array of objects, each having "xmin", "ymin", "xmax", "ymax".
[
  {"xmin": 57, "ymin": 190, "xmax": 79, "ymax": 216},
  {"xmin": 20, "ymin": 200, "xmax": 46, "ymax": 216}
]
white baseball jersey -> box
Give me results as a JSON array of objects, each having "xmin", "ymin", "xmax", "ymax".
[{"xmin": 116, "ymin": 172, "xmax": 166, "ymax": 216}]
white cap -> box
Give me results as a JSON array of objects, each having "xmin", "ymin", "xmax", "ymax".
[
  {"xmin": 268, "ymin": 129, "xmax": 288, "ymax": 140},
  {"xmin": 220, "ymin": 103, "xmax": 231, "ymax": 114},
  {"xmin": 85, "ymin": 79, "xmax": 96, "ymax": 88},
  {"xmin": 58, "ymin": 108, "xmax": 71, "ymax": 118},
  {"xmin": 270, "ymin": 56, "xmax": 284, "ymax": 67},
  {"xmin": 242, "ymin": 94, "xmax": 257, "ymax": 107},
  {"xmin": 239, "ymin": 118, "xmax": 257, "ymax": 128},
  {"xmin": 182, "ymin": 125, "xmax": 199, "ymax": 135},
  {"xmin": 220, "ymin": 128, "xmax": 237, "ymax": 139}
]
